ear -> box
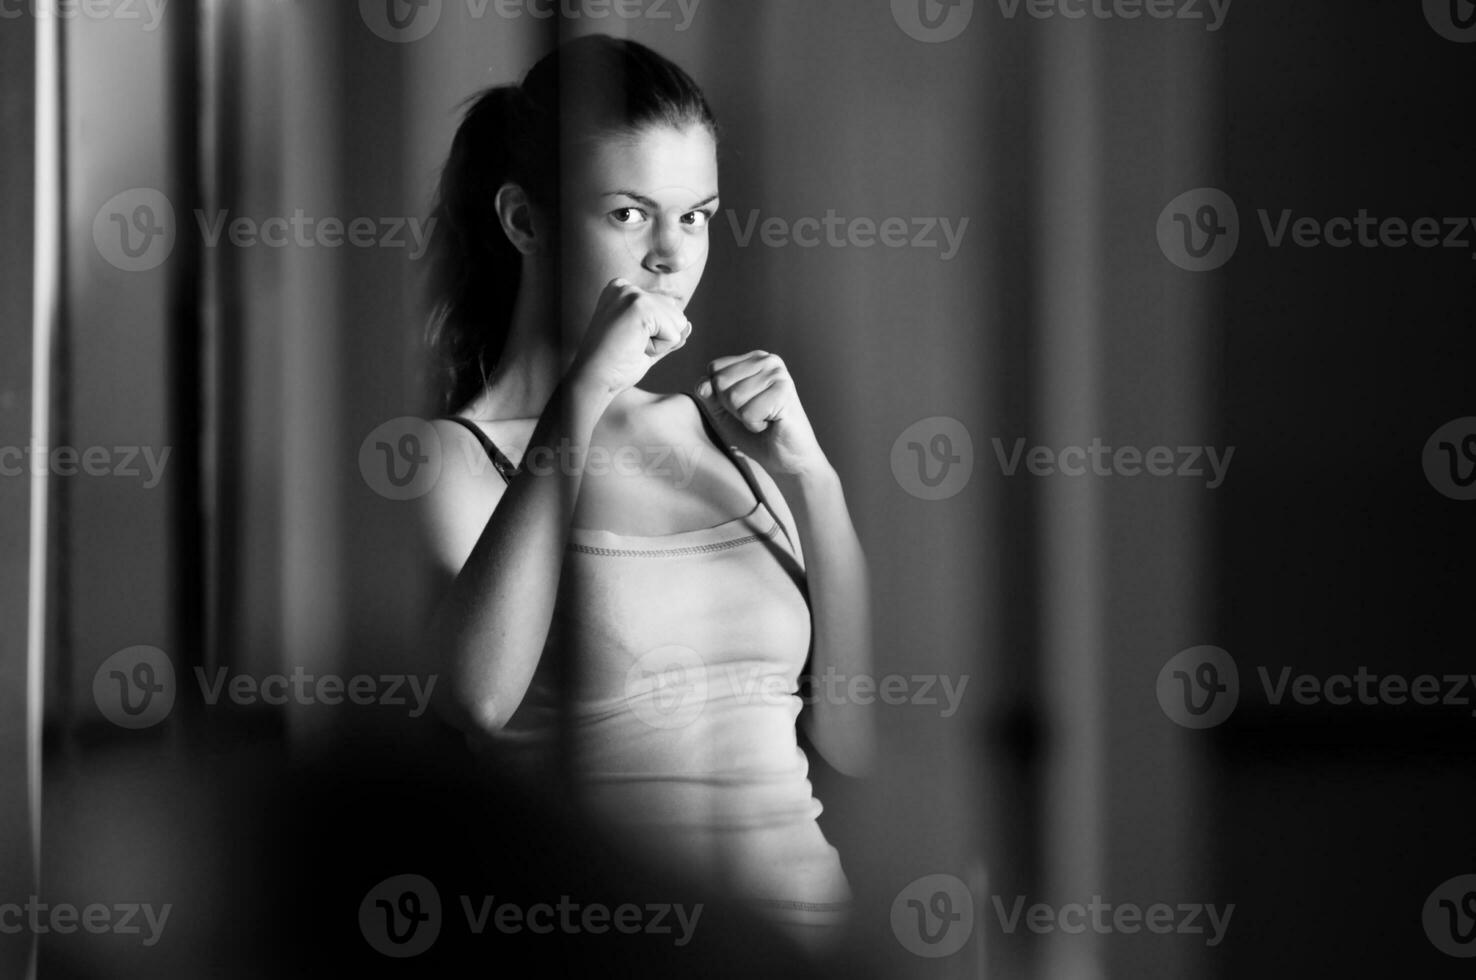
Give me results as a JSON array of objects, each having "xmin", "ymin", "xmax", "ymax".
[{"xmin": 494, "ymin": 182, "xmax": 544, "ymax": 256}]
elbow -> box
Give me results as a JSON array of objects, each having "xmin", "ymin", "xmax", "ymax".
[
  {"xmin": 804, "ymin": 710, "xmax": 877, "ymax": 778},
  {"xmin": 418, "ymin": 630, "xmax": 509, "ymax": 736},
  {"xmin": 430, "ymin": 675, "xmax": 508, "ymax": 737},
  {"xmin": 825, "ymin": 738, "xmax": 876, "ymax": 779}
]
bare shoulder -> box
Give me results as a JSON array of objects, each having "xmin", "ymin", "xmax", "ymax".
[{"xmin": 416, "ymin": 417, "xmax": 511, "ymax": 579}]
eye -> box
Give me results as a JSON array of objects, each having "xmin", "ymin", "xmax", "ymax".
[
  {"xmin": 609, "ymin": 207, "xmax": 648, "ymax": 226},
  {"xmin": 682, "ymin": 209, "xmax": 714, "ymax": 229}
]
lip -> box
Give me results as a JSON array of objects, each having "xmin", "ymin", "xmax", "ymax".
[{"xmin": 647, "ymin": 287, "xmax": 685, "ymax": 303}]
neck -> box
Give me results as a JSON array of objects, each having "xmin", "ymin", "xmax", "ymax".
[{"xmin": 478, "ymin": 270, "xmax": 571, "ymax": 419}]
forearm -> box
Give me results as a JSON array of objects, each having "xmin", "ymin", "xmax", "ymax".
[
  {"xmin": 775, "ymin": 465, "xmax": 876, "ymax": 776},
  {"xmin": 427, "ymin": 380, "xmax": 608, "ymax": 733}
]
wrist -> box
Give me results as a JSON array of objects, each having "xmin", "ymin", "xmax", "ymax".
[{"xmin": 775, "ymin": 459, "xmax": 841, "ymax": 494}]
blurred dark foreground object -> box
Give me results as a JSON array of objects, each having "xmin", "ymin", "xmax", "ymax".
[{"xmin": 32, "ymin": 722, "xmax": 857, "ymax": 979}]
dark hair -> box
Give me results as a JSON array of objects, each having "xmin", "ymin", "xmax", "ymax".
[{"xmin": 422, "ymin": 35, "xmax": 718, "ymax": 416}]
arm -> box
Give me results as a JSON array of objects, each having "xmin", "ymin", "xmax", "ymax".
[
  {"xmin": 416, "ymin": 378, "xmax": 608, "ymax": 734},
  {"xmin": 773, "ymin": 465, "xmax": 876, "ymax": 778},
  {"xmin": 416, "ymin": 279, "xmax": 692, "ymax": 735},
  {"xmin": 693, "ymin": 351, "xmax": 876, "ymax": 777}
]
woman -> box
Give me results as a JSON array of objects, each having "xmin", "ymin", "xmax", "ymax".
[{"xmin": 415, "ymin": 34, "xmax": 874, "ymax": 957}]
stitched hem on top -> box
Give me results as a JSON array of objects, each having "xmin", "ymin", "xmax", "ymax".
[{"xmin": 567, "ymin": 523, "xmax": 778, "ymax": 558}]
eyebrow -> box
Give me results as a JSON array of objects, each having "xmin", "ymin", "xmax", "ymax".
[{"xmin": 602, "ymin": 190, "xmax": 720, "ymax": 211}]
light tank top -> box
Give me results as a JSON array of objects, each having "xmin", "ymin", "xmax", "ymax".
[{"xmin": 439, "ymin": 394, "xmax": 853, "ymax": 927}]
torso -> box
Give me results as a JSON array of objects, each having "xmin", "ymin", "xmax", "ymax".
[
  {"xmin": 452, "ymin": 387, "xmax": 759, "ymax": 537},
  {"xmin": 453, "ymin": 388, "xmax": 849, "ymax": 922}
]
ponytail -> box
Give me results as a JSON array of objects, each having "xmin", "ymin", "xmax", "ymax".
[{"xmin": 424, "ymin": 85, "xmax": 534, "ymax": 416}]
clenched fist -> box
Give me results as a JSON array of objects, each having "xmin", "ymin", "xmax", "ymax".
[
  {"xmin": 568, "ymin": 278, "xmax": 692, "ymax": 403},
  {"xmin": 693, "ymin": 351, "xmax": 830, "ymax": 478}
]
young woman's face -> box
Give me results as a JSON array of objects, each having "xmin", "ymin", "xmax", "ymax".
[{"xmin": 556, "ymin": 122, "xmax": 719, "ymax": 345}]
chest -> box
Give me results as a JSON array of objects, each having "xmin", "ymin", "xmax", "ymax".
[{"xmin": 487, "ymin": 418, "xmax": 761, "ymax": 537}]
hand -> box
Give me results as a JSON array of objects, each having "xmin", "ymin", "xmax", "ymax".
[
  {"xmin": 568, "ymin": 278, "xmax": 692, "ymax": 405},
  {"xmin": 693, "ymin": 351, "xmax": 830, "ymax": 478}
]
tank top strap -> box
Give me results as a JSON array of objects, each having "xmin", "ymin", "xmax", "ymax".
[
  {"xmin": 683, "ymin": 392, "xmax": 802, "ymax": 563},
  {"xmin": 436, "ymin": 415, "xmax": 519, "ymax": 484}
]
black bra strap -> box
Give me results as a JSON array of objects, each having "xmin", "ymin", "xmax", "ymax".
[
  {"xmin": 682, "ymin": 393, "xmax": 802, "ymax": 563},
  {"xmin": 437, "ymin": 416, "xmax": 518, "ymax": 484}
]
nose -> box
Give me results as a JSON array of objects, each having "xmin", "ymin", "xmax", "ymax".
[{"xmin": 641, "ymin": 216, "xmax": 690, "ymax": 276}]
